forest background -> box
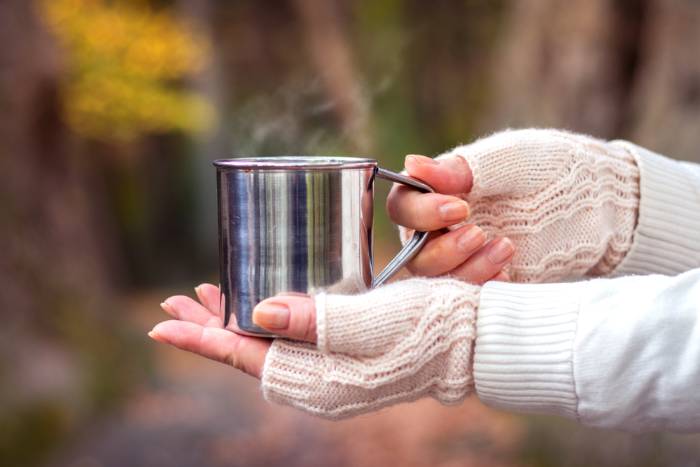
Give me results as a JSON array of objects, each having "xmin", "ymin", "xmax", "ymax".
[{"xmin": 2, "ymin": 1, "xmax": 700, "ymax": 466}]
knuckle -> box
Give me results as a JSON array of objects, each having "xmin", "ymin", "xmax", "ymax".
[
  {"xmin": 205, "ymin": 315, "xmax": 221, "ymax": 327},
  {"xmin": 225, "ymin": 335, "xmax": 244, "ymax": 369},
  {"xmin": 406, "ymin": 247, "xmax": 432, "ymax": 274},
  {"xmin": 447, "ymin": 154, "xmax": 469, "ymax": 172},
  {"xmin": 432, "ymin": 235, "xmax": 452, "ymax": 257}
]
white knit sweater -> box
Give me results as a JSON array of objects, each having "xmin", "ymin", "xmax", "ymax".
[
  {"xmin": 262, "ymin": 137, "xmax": 700, "ymax": 432},
  {"xmin": 474, "ymin": 142, "xmax": 700, "ymax": 432}
]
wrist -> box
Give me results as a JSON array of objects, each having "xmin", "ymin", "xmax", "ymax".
[
  {"xmin": 587, "ymin": 140, "xmax": 641, "ymax": 275},
  {"xmin": 610, "ymin": 141, "xmax": 700, "ymax": 275},
  {"xmin": 474, "ymin": 280, "xmax": 584, "ymax": 419},
  {"xmin": 262, "ymin": 278, "xmax": 481, "ymax": 419}
]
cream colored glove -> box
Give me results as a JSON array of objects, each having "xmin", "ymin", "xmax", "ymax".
[
  {"xmin": 261, "ymin": 278, "xmax": 479, "ymax": 419},
  {"xmin": 402, "ymin": 129, "xmax": 641, "ymax": 282}
]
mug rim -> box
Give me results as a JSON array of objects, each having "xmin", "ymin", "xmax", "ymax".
[{"xmin": 213, "ymin": 156, "xmax": 377, "ymax": 170}]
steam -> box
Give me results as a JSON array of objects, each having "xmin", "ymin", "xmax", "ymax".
[{"xmin": 227, "ymin": 66, "xmax": 400, "ymax": 157}]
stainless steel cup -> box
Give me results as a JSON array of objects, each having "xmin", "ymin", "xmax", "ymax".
[{"xmin": 214, "ymin": 156, "xmax": 433, "ymax": 337}]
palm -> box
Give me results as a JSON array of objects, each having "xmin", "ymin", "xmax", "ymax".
[{"xmin": 151, "ymin": 283, "xmax": 270, "ymax": 378}]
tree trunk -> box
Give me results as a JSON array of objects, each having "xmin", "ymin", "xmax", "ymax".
[
  {"xmin": 0, "ymin": 0, "xmax": 112, "ymax": 326},
  {"xmin": 486, "ymin": 0, "xmax": 645, "ymax": 139},
  {"xmin": 627, "ymin": 0, "xmax": 700, "ymax": 163},
  {"xmin": 292, "ymin": 0, "xmax": 373, "ymax": 153},
  {"xmin": 488, "ymin": 0, "xmax": 699, "ymax": 164}
]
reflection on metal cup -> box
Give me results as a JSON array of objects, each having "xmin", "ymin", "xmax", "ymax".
[{"xmin": 214, "ymin": 156, "xmax": 432, "ymax": 337}]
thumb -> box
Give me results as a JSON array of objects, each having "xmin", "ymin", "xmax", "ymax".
[
  {"xmin": 404, "ymin": 154, "xmax": 473, "ymax": 195},
  {"xmin": 252, "ymin": 293, "xmax": 318, "ymax": 343},
  {"xmin": 254, "ymin": 279, "xmax": 478, "ymax": 357},
  {"xmin": 252, "ymin": 280, "xmax": 435, "ymax": 356}
]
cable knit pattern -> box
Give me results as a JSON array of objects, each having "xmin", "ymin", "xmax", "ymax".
[
  {"xmin": 261, "ymin": 278, "xmax": 480, "ymax": 419},
  {"xmin": 451, "ymin": 129, "xmax": 640, "ymax": 281},
  {"xmin": 401, "ymin": 129, "xmax": 641, "ymax": 282}
]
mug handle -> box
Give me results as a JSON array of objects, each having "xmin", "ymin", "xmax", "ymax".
[{"xmin": 372, "ymin": 167, "xmax": 435, "ymax": 288}]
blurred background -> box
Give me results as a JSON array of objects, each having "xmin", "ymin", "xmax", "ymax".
[{"xmin": 2, "ymin": 0, "xmax": 700, "ymax": 466}]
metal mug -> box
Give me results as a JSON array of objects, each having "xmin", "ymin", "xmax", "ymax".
[{"xmin": 214, "ymin": 156, "xmax": 434, "ymax": 337}]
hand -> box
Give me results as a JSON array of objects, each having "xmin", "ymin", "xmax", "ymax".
[
  {"xmin": 386, "ymin": 154, "xmax": 514, "ymax": 284},
  {"xmin": 150, "ymin": 278, "xmax": 481, "ymax": 419},
  {"xmin": 149, "ymin": 283, "xmax": 270, "ymax": 378},
  {"xmin": 388, "ymin": 129, "xmax": 641, "ymax": 282}
]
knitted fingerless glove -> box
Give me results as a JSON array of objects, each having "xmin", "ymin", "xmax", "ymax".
[
  {"xmin": 402, "ymin": 129, "xmax": 641, "ymax": 282},
  {"xmin": 261, "ymin": 278, "xmax": 479, "ymax": 419}
]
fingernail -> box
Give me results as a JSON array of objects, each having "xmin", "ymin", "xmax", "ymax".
[
  {"xmin": 194, "ymin": 285, "xmax": 202, "ymax": 297},
  {"xmin": 252, "ymin": 302, "xmax": 290, "ymax": 329},
  {"xmin": 457, "ymin": 227, "xmax": 485, "ymax": 253},
  {"xmin": 148, "ymin": 330, "xmax": 164, "ymax": 343},
  {"xmin": 487, "ymin": 238, "xmax": 515, "ymax": 264},
  {"xmin": 406, "ymin": 154, "xmax": 438, "ymax": 166},
  {"xmin": 160, "ymin": 301, "xmax": 174, "ymax": 315},
  {"xmin": 439, "ymin": 200, "xmax": 469, "ymax": 222}
]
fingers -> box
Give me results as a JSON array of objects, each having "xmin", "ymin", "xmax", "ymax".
[
  {"xmin": 160, "ymin": 294, "xmax": 222, "ymax": 327},
  {"xmin": 450, "ymin": 237, "xmax": 515, "ymax": 285},
  {"xmin": 194, "ymin": 283, "xmax": 222, "ymax": 314},
  {"xmin": 405, "ymin": 226, "xmax": 514, "ymax": 284},
  {"xmin": 386, "ymin": 154, "xmax": 474, "ymax": 231},
  {"xmin": 149, "ymin": 320, "xmax": 269, "ymax": 378},
  {"xmin": 252, "ymin": 294, "xmax": 317, "ymax": 343},
  {"xmin": 386, "ymin": 188, "xmax": 469, "ymax": 231},
  {"xmin": 403, "ymin": 154, "xmax": 473, "ymax": 194},
  {"xmin": 407, "ymin": 224, "xmax": 487, "ymax": 276}
]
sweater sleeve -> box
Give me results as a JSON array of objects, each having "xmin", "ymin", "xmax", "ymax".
[
  {"xmin": 474, "ymin": 268, "xmax": 700, "ymax": 432},
  {"xmin": 610, "ymin": 141, "xmax": 700, "ymax": 276}
]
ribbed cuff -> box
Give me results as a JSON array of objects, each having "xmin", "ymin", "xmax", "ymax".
[
  {"xmin": 611, "ymin": 141, "xmax": 700, "ymax": 276},
  {"xmin": 261, "ymin": 339, "xmax": 328, "ymax": 414},
  {"xmin": 474, "ymin": 281, "xmax": 582, "ymax": 419}
]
